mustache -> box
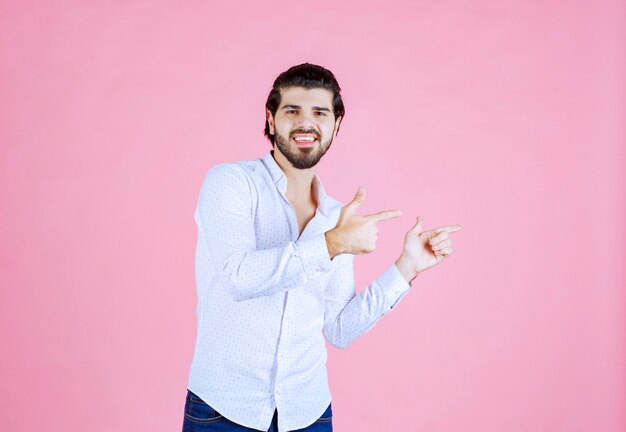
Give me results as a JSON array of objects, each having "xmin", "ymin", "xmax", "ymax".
[{"xmin": 291, "ymin": 130, "xmax": 319, "ymax": 138}]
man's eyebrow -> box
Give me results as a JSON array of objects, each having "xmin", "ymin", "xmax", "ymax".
[{"xmin": 281, "ymin": 105, "xmax": 331, "ymax": 112}]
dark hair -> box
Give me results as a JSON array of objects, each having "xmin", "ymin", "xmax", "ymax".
[{"xmin": 264, "ymin": 63, "xmax": 345, "ymax": 146}]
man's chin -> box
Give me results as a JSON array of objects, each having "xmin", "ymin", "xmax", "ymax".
[
  {"xmin": 289, "ymin": 153, "xmax": 323, "ymax": 169},
  {"xmin": 274, "ymin": 138, "xmax": 328, "ymax": 169}
]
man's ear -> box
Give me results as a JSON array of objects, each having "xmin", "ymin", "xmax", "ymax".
[
  {"xmin": 266, "ymin": 109, "xmax": 274, "ymax": 135},
  {"xmin": 333, "ymin": 116, "xmax": 343, "ymax": 137}
]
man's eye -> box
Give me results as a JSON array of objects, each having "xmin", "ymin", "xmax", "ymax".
[
  {"xmin": 316, "ymin": 112, "xmax": 327, "ymax": 116},
  {"xmin": 287, "ymin": 110, "xmax": 297, "ymax": 114}
]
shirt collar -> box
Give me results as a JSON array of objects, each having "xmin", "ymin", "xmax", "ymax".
[{"xmin": 262, "ymin": 150, "xmax": 329, "ymax": 216}]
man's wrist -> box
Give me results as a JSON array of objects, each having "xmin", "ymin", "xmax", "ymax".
[
  {"xmin": 394, "ymin": 255, "xmax": 418, "ymax": 284},
  {"xmin": 324, "ymin": 230, "xmax": 343, "ymax": 259}
]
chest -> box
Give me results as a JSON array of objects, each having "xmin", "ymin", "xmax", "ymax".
[
  {"xmin": 251, "ymin": 181, "xmax": 332, "ymax": 249},
  {"xmin": 293, "ymin": 202, "xmax": 317, "ymax": 237}
]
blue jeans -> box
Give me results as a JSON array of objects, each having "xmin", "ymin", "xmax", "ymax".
[{"xmin": 182, "ymin": 389, "xmax": 333, "ymax": 431}]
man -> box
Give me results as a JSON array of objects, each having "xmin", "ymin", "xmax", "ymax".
[{"xmin": 183, "ymin": 63, "xmax": 461, "ymax": 432}]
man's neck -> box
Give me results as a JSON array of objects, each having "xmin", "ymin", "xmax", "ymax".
[{"xmin": 271, "ymin": 148, "xmax": 316, "ymax": 207}]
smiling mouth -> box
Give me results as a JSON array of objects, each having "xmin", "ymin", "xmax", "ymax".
[{"xmin": 292, "ymin": 136, "xmax": 318, "ymax": 147}]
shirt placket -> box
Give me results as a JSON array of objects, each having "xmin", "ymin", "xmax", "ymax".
[{"xmin": 272, "ymin": 178, "xmax": 318, "ymax": 404}]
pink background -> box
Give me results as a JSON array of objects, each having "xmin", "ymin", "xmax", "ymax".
[{"xmin": 1, "ymin": 1, "xmax": 624, "ymax": 431}]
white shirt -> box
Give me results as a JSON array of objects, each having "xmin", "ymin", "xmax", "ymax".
[{"xmin": 187, "ymin": 150, "xmax": 413, "ymax": 431}]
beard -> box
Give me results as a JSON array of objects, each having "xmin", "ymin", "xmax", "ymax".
[{"xmin": 273, "ymin": 129, "xmax": 334, "ymax": 170}]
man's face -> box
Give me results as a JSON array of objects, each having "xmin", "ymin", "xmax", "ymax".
[{"xmin": 267, "ymin": 86, "xmax": 342, "ymax": 170}]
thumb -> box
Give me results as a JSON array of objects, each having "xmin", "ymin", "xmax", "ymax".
[
  {"xmin": 411, "ymin": 216, "xmax": 424, "ymax": 234},
  {"xmin": 343, "ymin": 186, "xmax": 366, "ymax": 216}
]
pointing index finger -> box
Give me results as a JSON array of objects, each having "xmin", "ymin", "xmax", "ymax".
[
  {"xmin": 367, "ymin": 209, "xmax": 402, "ymax": 223},
  {"xmin": 434, "ymin": 225, "xmax": 462, "ymax": 233}
]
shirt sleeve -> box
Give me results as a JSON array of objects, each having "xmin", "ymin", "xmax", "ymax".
[
  {"xmin": 195, "ymin": 163, "xmax": 333, "ymax": 302},
  {"xmin": 322, "ymin": 253, "xmax": 413, "ymax": 349}
]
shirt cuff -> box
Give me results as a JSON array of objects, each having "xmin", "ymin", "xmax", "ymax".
[
  {"xmin": 296, "ymin": 233, "xmax": 333, "ymax": 281},
  {"xmin": 378, "ymin": 263, "xmax": 413, "ymax": 310}
]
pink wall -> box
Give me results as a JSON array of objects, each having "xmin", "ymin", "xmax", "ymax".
[{"xmin": 1, "ymin": 1, "xmax": 624, "ymax": 431}]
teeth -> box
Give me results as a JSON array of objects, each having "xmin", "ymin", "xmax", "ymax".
[{"xmin": 294, "ymin": 136, "xmax": 315, "ymax": 142}]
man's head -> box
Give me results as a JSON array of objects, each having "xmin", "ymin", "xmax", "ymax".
[{"xmin": 264, "ymin": 63, "xmax": 345, "ymax": 169}]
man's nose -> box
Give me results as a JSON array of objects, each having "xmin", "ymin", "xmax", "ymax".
[{"xmin": 294, "ymin": 111, "xmax": 316, "ymax": 128}]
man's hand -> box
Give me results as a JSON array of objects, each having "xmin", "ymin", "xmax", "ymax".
[
  {"xmin": 395, "ymin": 216, "xmax": 462, "ymax": 283},
  {"xmin": 325, "ymin": 187, "xmax": 401, "ymax": 259}
]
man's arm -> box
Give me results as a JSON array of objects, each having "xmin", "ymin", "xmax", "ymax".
[
  {"xmin": 322, "ymin": 210, "xmax": 462, "ymax": 349},
  {"xmin": 196, "ymin": 163, "xmax": 332, "ymax": 302},
  {"xmin": 322, "ymin": 253, "xmax": 414, "ymax": 349}
]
